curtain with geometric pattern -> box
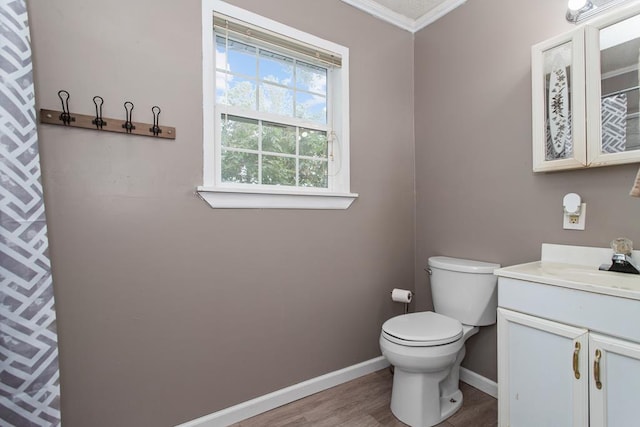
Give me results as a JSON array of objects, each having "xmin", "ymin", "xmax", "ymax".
[{"xmin": 0, "ymin": 1, "xmax": 61, "ymax": 425}]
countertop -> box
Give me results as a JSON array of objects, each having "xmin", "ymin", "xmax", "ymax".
[{"xmin": 495, "ymin": 261, "xmax": 640, "ymax": 301}]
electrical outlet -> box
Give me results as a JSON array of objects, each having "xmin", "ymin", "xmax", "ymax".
[{"xmin": 563, "ymin": 203, "xmax": 586, "ymax": 230}]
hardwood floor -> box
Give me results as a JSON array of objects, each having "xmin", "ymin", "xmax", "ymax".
[{"xmin": 231, "ymin": 368, "xmax": 497, "ymax": 426}]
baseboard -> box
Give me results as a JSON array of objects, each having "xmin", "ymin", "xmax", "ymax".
[
  {"xmin": 459, "ymin": 367, "xmax": 498, "ymax": 398},
  {"xmin": 176, "ymin": 356, "xmax": 391, "ymax": 427}
]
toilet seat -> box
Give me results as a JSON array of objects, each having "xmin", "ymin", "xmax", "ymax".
[{"xmin": 381, "ymin": 311, "xmax": 462, "ymax": 347}]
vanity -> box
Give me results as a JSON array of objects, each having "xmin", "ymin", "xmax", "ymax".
[{"xmin": 495, "ymin": 244, "xmax": 640, "ymax": 427}]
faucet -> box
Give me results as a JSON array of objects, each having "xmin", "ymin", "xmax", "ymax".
[{"xmin": 599, "ymin": 238, "xmax": 640, "ymax": 274}]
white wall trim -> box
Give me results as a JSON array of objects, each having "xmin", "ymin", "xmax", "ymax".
[
  {"xmin": 201, "ymin": 0, "xmax": 354, "ymax": 201},
  {"xmin": 176, "ymin": 356, "xmax": 390, "ymax": 427},
  {"xmin": 459, "ymin": 367, "xmax": 498, "ymax": 399},
  {"xmin": 339, "ymin": 0, "xmax": 467, "ymax": 33},
  {"xmin": 412, "ymin": 0, "xmax": 467, "ymax": 32},
  {"xmin": 340, "ymin": 0, "xmax": 416, "ymax": 32},
  {"xmin": 175, "ymin": 357, "xmax": 496, "ymax": 427},
  {"xmin": 196, "ymin": 187, "xmax": 358, "ymax": 209}
]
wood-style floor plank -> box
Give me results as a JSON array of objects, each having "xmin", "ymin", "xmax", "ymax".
[{"xmin": 232, "ymin": 368, "xmax": 497, "ymax": 426}]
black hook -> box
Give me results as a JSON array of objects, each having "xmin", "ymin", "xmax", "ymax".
[
  {"xmin": 92, "ymin": 96, "xmax": 106, "ymax": 129},
  {"xmin": 57, "ymin": 90, "xmax": 73, "ymax": 125},
  {"xmin": 150, "ymin": 106, "xmax": 161, "ymax": 136},
  {"xmin": 122, "ymin": 101, "xmax": 135, "ymax": 133}
]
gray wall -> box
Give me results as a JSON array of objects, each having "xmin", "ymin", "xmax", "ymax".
[
  {"xmin": 28, "ymin": 0, "xmax": 640, "ymax": 423},
  {"xmin": 414, "ymin": 0, "xmax": 640, "ymax": 382},
  {"xmin": 28, "ymin": 1, "xmax": 415, "ymax": 425}
]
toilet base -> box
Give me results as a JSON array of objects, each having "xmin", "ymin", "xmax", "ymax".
[
  {"xmin": 390, "ymin": 368, "xmax": 463, "ymax": 427},
  {"xmin": 439, "ymin": 389, "xmax": 463, "ymax": 421},
  {"xmin": 380, "ymin": 322, "xmax": 480, "ymax": 427}
]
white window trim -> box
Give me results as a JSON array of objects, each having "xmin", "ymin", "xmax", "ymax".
[{"xmin": 198, "ymin": 0, "xmax": 358, "ymax": 209}]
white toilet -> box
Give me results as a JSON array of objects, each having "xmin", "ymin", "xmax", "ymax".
[{"xmin": 379, "ymin": 256, "xmax": 499, "ymax": 427}]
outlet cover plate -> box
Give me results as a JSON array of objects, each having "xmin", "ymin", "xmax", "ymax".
[{"xmin": 563, "ymin": 203, "xmax": 586, "ymax": 230}]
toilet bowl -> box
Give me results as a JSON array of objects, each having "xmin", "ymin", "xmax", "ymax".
[{"xmin": 379, "ymin": 256, "xmax": 499, "ymax": 427}]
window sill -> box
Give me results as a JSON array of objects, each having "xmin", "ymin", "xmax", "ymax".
[{"xmin": 196, "ymin": 187, "xmax": 359, "ymax": 209}]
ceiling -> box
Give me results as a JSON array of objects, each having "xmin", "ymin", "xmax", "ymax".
[
  {"xmin": 340, "ymin": 0, "xmax": 467, "ymax": 33},
  {"xmin": 341, "ymin": 0, "xmax": 636, "ymax": 32}
]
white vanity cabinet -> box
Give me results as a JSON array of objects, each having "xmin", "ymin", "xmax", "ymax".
[
  {"xmin": 497, "ymin": 308, "xmax": 589, "ymax": 426},
  {"xmin": 496, "ymin": 271, "xmax": 640, "ymax": 427},
  {"xmin": 532, "ymin": 2, "xmax": 640, "ymax": 171},
  {"xmin": 588, "ymin": 333, "xmax": 640, "ymax": 426}
]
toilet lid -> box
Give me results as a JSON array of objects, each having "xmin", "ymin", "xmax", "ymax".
[{"xmin": 381, "ymin": 312, "xmax": 462, "ymax": 346}]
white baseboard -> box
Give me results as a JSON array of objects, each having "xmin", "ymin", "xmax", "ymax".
[
  {"xmin": 176, "ymin": 358, "xmax": 497, "ymax": 427},
  {"xmin": 176, "ymin": 356, "xmax": 391, "ymax": 427},
  {"xmin": 459, "ymin": 366, "xmax": 498, "ymax": 398}
]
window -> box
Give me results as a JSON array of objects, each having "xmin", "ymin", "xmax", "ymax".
[{"xmin": 198, "ymin": 0, "xmax": 357, "ymax": 209}]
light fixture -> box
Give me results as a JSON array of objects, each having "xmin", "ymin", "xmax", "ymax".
[
  {"xmin": 566, "ymin": 0, "xmax": 594, "ymax": 22},
  {"xmin": 568, "ymin": 0, "xmax": 589, "ymax": 10},
  {"xmin": 566, "ymin": 0, "xmax": 634, "ymax": 23}
]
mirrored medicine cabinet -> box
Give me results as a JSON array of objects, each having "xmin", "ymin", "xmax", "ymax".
[{"xmin": 532, "ymin": 2, "xmax": 640, "ymax": 172}]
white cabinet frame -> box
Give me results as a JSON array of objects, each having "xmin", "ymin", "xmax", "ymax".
[{"xmin": 532, "ymin": 31, "xmax": 587, "ymax": 172}]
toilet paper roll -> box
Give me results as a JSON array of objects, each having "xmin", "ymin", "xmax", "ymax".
[{"xmin": 391, "ymin": 288, "xmax": 412, "ymax": 304}]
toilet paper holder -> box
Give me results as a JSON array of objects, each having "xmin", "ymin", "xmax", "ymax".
[{"xmin": 390, "ymin": 289, "xmax": 412, "ymax": 314}]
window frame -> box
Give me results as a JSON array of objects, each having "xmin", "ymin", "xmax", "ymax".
[{"xmin": 198, "ymin": 0, "xmax": 357, "ymax": 209}]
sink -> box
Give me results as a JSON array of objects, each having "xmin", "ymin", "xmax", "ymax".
[
  {"xmin": 541, "ymin": 263, "xmax": 640, "ymax": 292},
  {"xmin": 493, "ymin": 244, "xmax": 640, "ymax": 299}
]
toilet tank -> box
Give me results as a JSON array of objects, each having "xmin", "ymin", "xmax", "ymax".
[{"xmin": 428, "ymin": 256, "xmax": 500, "ymax": 326}]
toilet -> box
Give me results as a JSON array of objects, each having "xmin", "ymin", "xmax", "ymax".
[{"xmin": 379, "ymin": 256, "xmax": 499, "ymax": 427}]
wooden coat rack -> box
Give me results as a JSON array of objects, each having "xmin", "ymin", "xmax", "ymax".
[{"xmin": 39, "ymin": 91, "xmax": 176, "ymax": 140}]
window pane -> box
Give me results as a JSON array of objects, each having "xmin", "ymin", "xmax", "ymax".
[
  {"xmin": 214, "ymin": 34, "xmax": 341, "ymax": 191},
  {"xmin": 296, "ymin": 92, "xmax": 327, "ymax": 124},
  {"xmin": 262, "ymin": 122, "xmax": 295, "ymax": 154},
  {"xmin": 299, "ymin": 159, "xmax": 328, "ymax": 188},
  {"xmin": 221, "ymin": 115, "xmax": 259, "ymax": 150},
  {"xmin": 216, "ymin": 36, "xmax": 256, "ymax": 78},
  {"xmin": 296, "ymin": 61, "xmax": 327, "ymax": 95},
  {"xmin": 263, "ymin": 155, "xmax": 296, "ymax": 186},
  {"xmin": 216, "ymin": 71, "xmax": 228, "ymax": 103},
  {"xmin": 217, "ymin": 73, "xmax": 257, "ymax": 110},
  {"xmin": 221, "ymin": 150, "xmax": 259, "ymax": 184},
  {"xmin": 259, "ymin": 49, "xmax": 293, "ymax": 87},
  {"xmin": 299, "ymin": 128, "xmax": 327, "ymax": 158},
  {"xmin": 259, "ymin": 83, "xmax": 294, "ymax": 117}
]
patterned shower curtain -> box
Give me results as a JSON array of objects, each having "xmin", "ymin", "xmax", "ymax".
[{"xmin": 0, "ymin": 1, "xmax": 61, "ymax": 425}]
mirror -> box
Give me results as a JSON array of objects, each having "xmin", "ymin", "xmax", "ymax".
[
  {"xmin": 598, "ymin": 13, "xmax": 640, "ymax": 155},
  {"xmin": 532, "ymin": 31, "xmax": 586, "ymax": 172},
  {"xmin": 543, "ymin": 42, "xmax": 575, "ymax": 162},
  {"xmin": 533, "ymin": 3, "xmax": 640, "ymax": 171}
]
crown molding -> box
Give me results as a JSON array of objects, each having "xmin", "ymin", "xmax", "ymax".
[
  {"xmin": 340, "ymin": 0, "xmax": 416, "ymax": 32},
  {"xmin": 413, "ymin": 0, "xmax": 467, "ymax": 31},
  {"xmin": 340, "ymin": 0, "xmax": 467, "ymax": 33}
]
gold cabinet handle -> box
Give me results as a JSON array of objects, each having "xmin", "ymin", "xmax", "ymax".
[
  {"xmin": 594, "ymin": 349, "xmax": 602, "ymax": 390},
  {"xmin": 573, "ymin": 341, "xmax": 581, "ymax": 379}
]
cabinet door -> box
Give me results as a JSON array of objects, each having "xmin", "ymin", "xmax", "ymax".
[
  {"xmin": 585, "ymin": 3, "xmax": 640, "ymax": 167},
  {"xmin": 498, "ymin": 308, "xmax": 589, "ymax": 427},
  {"xmin": 532, "ymin": 30, "xmax": 587, "ymax": 172},
  {"xmin": 589, "ymin": 333, "xmax": 640, "ymax": 427}
]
